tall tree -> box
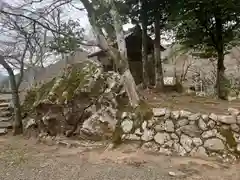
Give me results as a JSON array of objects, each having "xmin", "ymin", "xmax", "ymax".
[
  {"xmin": 80, "ymin": 0, "xmax": 140, "ymax": 107},
  {"xmin": 140, "ymin": 0, "xmax": 150, "ymax": 88},
  {"xmin": 153, "ymin": 1, "xmax": 164, "ymax": 90},
  {"xmin": 176, "ymin": 0, "xmax": 240, "ymax": 99}
]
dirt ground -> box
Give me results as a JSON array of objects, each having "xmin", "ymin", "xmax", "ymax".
[
  {"xmin": 142, "ymin": 90, "xmax": 240, "ymax": 114},
  {"xmin": 0, "ymin": 135, "xmax": 240, "ymax": 180}
]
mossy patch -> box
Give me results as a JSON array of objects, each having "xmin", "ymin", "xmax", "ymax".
[
  {"xmin": 114, "ymin": 98, "xmax": 153, "ymax": 145},
  {"xmin": 218, "ymin": 127, "xmax": 240, "ymax": 157},
  {"xmin": 22, "ymin": 88, "xmax": 38, "ymax": 113},
  {"xmin": 133, "ymin": 100, "xmax": 153, "ymax": 128},
  {"xmin": 218, "ymin": 127, "xmax": 237, "ymax": 149},
  {"xmin": 22, "ymin": 61, "xmax": 102, "ymax": 109}
]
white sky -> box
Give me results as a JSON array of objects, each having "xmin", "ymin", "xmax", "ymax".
[{"xmin": 0, "ymin": 0, "xmax": 166, "ymax": 75}]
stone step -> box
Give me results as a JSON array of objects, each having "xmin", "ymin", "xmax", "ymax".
[
  {"xmin": 0, "ymin": 116, "xmax": 11, "ymax": 122},
  {"xmin": 0, "ymin": 111, "xmax": 12, "ymax": 117},
  {"xmin": 0, "ymin": 103, "xmax": 10, "ymax": 108},
  {"xmin": 0, "ymin": 121, "xmax": 12, "ymax": 128},
  {"xmin": 0, "ymin": 128, "xmax": 8, "ymax": 135},
  {"xmin": 0, "ymin": 99, "xmax": 11, "ymax": 104},
  {"xmin": 0, "ymin": 107, "xmax": 11, "ymax": 113}
]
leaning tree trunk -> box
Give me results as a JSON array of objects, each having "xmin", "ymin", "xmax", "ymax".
[
  {"xmin": 81, "ymin": 0, "xmax": 140, "ymax": 107},
  {"xmin": 154, "ymin": 13, "xmax": 164, "ymax": 90},
  {"xmin": 0, "ymin": 56, "xmax": 23, "ymax": 135},
  {"xmin": 141, "ymin": 0, "xmax": 150, "ymax": 88}
]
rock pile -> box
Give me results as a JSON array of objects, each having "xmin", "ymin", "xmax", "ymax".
[
  {"xmin": 22, "ymin": 59, "xmax": 240, "ymax": 160},
  {"xmin": 121, "ymin": 107, "xmax": 240, "ymax": 160},
  {"xmin": 23, "ymin": 59, "xmax": 152, "ymax": 142}
]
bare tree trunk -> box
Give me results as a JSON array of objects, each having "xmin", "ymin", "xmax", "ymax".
[
  {"xmin": 0, "ymin": 56, "xmax": 22, "ymax": 135},
  {"xmin": 216, "ymin": 51, "xmax": 226, "ymax": 99},
  {"xmin": 109, "ymin": 0, "xmax": 139, "ymax": 106},
  {"xmin": 215, "ymin": 15, "xmax": 227, "ymax": 100},
  {"xmin": 154, "ymin": 13, "xmax": 164, "ymax": 90},
  {"xmin": 141, "ymin": 0, "xmax": 150, "ymax": 88},
  {"xmin": 81, "ymin": 0, "xmax": 140, "ymax": 107}
]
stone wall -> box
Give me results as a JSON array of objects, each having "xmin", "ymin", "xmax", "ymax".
[{"xmin": 120, "ymin": 107, "xmax": 240, "ymax": 160}]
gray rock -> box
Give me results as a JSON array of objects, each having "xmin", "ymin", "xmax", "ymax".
[
  {"xmin": 0, "ymin": 121, "xmax": 12, "ymax": 128},
  {"xmin": 152, "ymin": 108, "xmax": 166, "ymax": 117},
  {"xmin": 222, "ymin": 125, "xmax": 230, "ymax": 130},
  {"xmin": 164, "ymin": 140, "xmax": 174, "ymax": 148},
  {"xmin": 134, "ymin": 128, "xmax": 142, "ymax": 136},
  {"xmin": 165, "ymin": 109, "xmax": 171, "ymax": 119},
  {"xmin": 173, "ymin": 143, "xmax": 187, "ymax": 156},
  {"xmin": 188, "ymin": 113, "xmax": 201, "ymax": 121},
  {"xmin": 204, "ymin": 138, "xmax": 225, "ymax": 151},
  {"xmin": 175, "ymin": 129, "xmax": 182, "ymax": 136},
  {"xmin": 168, "ymin": 171, "xmax": 186, "ymax": 177},
  {"xmin": 154, "ymin": 121, "xmax": 165, "ymax": 132},
  {"xmin": 237, "ymin": 144, "xmax": 240, "ymax": 152},
  {"xmin": 141, "ymin": 129, "xmax": 155, "ymax": 141},
  {"xmin": 201, "ymin": 114, "xmax": 209, "ymax": 121},
  {"xmin": 180, "ymin": 110, "xmax": 192, "ymax": 118},
  {"xmin": 180, "ymin": 134, "xmax": 193, "ymax": 152},
  {"xmin": 159, "ymin": 148, "xmax": 172, "ymax": 155},
  {"xmin": 179, "ymin": 125, "xmax": 202, "ymax": 137},
  {"xmin": 209, "ymin": 113, "xmax": 218, "ymax": 121},
  {"xmin": 171, "ymin": 111, "xmax": 180, "ymax": 120},
  {"xmin": 171, "ymin": 133, "xmax": 179, "ymax": 141},
  {"xmin": 122, "ymin": 134, "xmax": 140, "ymax": 141},
  {"xmin": 121, "ymin": 119, "xmax": 133, "ymax": 133},
  {"xmin": 231, "ymin": 124, "xmax": 240, "ymax": 132},
  {"xmin": 202, "ymin": 129, "xmax": 217, "ymax": 139},
  {"xmin": 121, "ymin": 112, "xmax": 128, "ymax": 119},
  {"xmin": 142, "ymin": 121, "xmax": 147, "ymax": 130},
  {"xmin": 233, "ymin": 132, "xmax": 240, "ymax": 143},
  {"xmin": 190, "ymin": 146, "xmax": 208, "ymax": 158},
  {"xmin": 228, "ymin": 108, "xmax": 240, "ymax": 116},
  {"xmin": 147, "ymin": 119, "xmax": 155, "ymax": 128},
  {"xmin": 177, "ymin": 119, "xmax": 189, "ymax": 127},
  {"xmin": 142, "ymin": 142, "xmax": 159, "ymax": 152},
  {"xmin": 207, "ymin": 120, "xmax": 216, "ymax": 129},
  {"xmin": 198, "ymin": 118, "xmax": 208, "ymax": 131},
  {"xmin": 0, "ymin": 128, "xmax": 7, "ymax": 135},
  {"xmin": 218, "ymin": 115, "xmax": 236, "ymax": 124},
  {"xmin": 165, "ymin": 120, "xmax": 175, "ymax": 132},
  {"xmin": 154, "ymin": 132, "xmax": 170, "ymax": 145},
  {"xmin": 193, "ymin": 138, "xmax": 203, "ymax": 147},
  {"xmin": 189, "ymin": 121, "xmax": 195, "ymax": 125},
  {"xmin": 237, "ymin": 116, "xmax": 240, "ymax": 125},
  {"xmin": 25, "ymin": 118, "xmax": 36, "ymax": 129}
]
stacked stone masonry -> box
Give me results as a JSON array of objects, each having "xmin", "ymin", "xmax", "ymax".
[{"xmin": 121, "ymin": 107, "xmax": 240, "ymax": 160}]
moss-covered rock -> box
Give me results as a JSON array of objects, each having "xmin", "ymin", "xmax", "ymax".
[{"xmin": 23, "ymin": 59, "xmax": 152, "ymax": 142}]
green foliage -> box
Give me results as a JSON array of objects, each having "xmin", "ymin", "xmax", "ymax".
[
  {"xmin": 125, "ymin": 0, "xmax": 178, "ymax": 33},
  {"xmin": 48, "ymin": 20, "xmax": 84, "ymax": 54},
  {"xmin": 175, "ymin": 0, "xmax": 240, "ymax": 58},
  {"xmin": 92, "ymin": 0, "xmax": 129, "ymax": 41}
]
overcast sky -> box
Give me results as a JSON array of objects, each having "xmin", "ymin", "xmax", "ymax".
[{"xmin": 0, "ymin": 0, "xmax": 142, "ymax": 75}]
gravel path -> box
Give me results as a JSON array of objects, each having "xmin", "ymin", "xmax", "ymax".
[{"xmin": 0, "ymin": 136, "xmax": 240, "ymax": 180}]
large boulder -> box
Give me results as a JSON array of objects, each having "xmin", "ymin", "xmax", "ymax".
[
  {"xmin": 22, "ymin": 60, "xmax": 124, "ymax": 138},
  {"xmin": 22, "ymin": 59, "xmax": 153, "ymax": 142}
]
